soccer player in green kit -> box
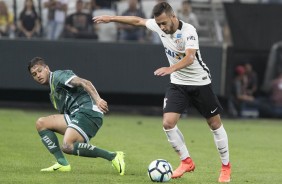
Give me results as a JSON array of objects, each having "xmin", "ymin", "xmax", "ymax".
[{"xmin": 28, "ymin": 57, "xmax": 125, "ymax": 175}]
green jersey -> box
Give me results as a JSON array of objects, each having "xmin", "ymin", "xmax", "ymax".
[{"xmin": 49, "ymin": 70, "xmax": 103, "ymax": 118}]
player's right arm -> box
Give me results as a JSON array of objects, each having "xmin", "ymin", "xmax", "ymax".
[
  {"xmin": 69, "ymin": 76, "xmax": 109, "ymax": 113},
  {"xmin": 93, "ymin": 15, "xmax": 147, "ymax": 27}
]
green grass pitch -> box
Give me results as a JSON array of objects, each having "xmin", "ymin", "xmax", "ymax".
[{"xmin": 0, "ymin": 108, "xmax": 282, "ymax": 184}]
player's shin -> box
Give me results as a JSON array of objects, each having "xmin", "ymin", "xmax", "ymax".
[
  {"xmin": 211, "ymin": 125, "xmax": 229, "ymax": 165},
  {"xmin": 163, "ymin": 126, "xmax": 190, "ymax": 160},
  {"xmin": 72, "ymin": 142, "xmax": 116, "ymax": 161},
  {"xmin": 39, "ymin": 129, "xmax": 69, "ymax": 166}
]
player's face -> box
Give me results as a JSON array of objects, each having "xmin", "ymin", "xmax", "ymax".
[
  {"xmin": 30, "ymin": 64, "xmax": 50, "ymax": 85},
  {"xmin": 155, "ymin": 12, "xmax": 176, "ymax": 34}
]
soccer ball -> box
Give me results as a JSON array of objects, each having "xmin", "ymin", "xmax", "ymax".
[{"xmin": 147, "ymin": 159, "xmax": 173, "ymax": 182}]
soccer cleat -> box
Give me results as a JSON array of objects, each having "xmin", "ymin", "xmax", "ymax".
[
  {"xmin": 40, "ymin": 162, "xmax": 71, "ymax": 172},
  {"xmin": 172, "ymin": 157, "xmax": 195, "ymax": 178},
  {"xmin": 218, "ymin": 163, "xmax": 231, "ymax": 183},
  {"xmin": 111, "ymin": 151, "xmax": 125, "ymax": 175}
]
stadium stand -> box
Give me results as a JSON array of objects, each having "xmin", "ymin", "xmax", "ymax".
[
  {"xmin": 2, "ymin": 0, "xmax": 261, "ymax": 43},
  {"xmin": 93, "ymin": 8, "xmax": 117, "ymax": 42}
]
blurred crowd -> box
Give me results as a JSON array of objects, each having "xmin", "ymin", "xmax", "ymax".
[
  {"xmin": 0, "ymin": 0, "xmax": 229, "ymax": 43},
  {"xmin": 229, "ymin": 63, "xmax": 282, "ymax": 118},
  {"xmin": 1, "ymin": 0, "xmax": 282, "ymax": 42}
]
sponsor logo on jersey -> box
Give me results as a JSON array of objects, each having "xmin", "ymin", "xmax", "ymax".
[
  {"xmin": 187, "ymin": 36, "xmax": 196, "ymax": 41},
  {"xmin": 164, "ymin": 47, "xmax": 185, "ymax": 60},
  {"xmin": 176, "ymin": 34, "xmax": 182, "ymax": 38}
]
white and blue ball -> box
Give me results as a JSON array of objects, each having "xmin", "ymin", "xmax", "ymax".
[{"xmin": 147, "ymin": 159, "xmax": 173, "ymax": 182}]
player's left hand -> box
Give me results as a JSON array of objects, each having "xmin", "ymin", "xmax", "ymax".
[
  {"xmin": 154, "ymin": 67, "xmax": 174, "ymax": 76},
  {"xmin": 97, "ymin": 98, "xmax": 109, "ymax": 113}
]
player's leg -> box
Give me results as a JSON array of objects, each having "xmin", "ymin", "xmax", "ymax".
[
  {"xmin": 192, "ymin": 84, "xmax": 230, "ymax": 182},
  {"xmin": 207, "ymin": 115, "xmax": 230, "ymax": 166},
  {"xmin": 207, "ymin": 115, "xmax": 231, "ymax": 183},
  {"xmin": 35, "ymin": 114, "xmax": 70, "ymax": 171},
  {"xmin": 163, "ymin": 113, "xmax": 189, "ymax": 160},
  {"xmin": 61, "ymin": 111, "xmax": 125, "ymax": 175},
  {"xmin": 162, "ymin": 84, "xmax": 195, "ymax": 178},
  {"xmin": 163, "ymin": 112, "xmax": 195, "ymax": 179},
  {"xmin": 62, "ymin": 128, "xmax": 116, "ymax": 160}
]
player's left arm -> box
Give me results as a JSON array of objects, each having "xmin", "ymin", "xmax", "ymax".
[
  {"xmin": 154, "ymin": 49, "xmax": 196, "ymax": 76},
  {"xmin": 69, "ymin": 76, "xmax": 108, "ymax": 113}
]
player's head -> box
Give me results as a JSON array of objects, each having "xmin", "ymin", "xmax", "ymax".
[
  {"xmin": 152, "ymin": 2, "xmax": 177, "ymax": 34},
  {"xmin": 28, "ymin": 57, "xmax": 50, "ymax": 85}
]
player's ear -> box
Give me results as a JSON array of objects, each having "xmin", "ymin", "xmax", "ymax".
[
  {"xmin": 45, "ymin": 65, "xmax": 50, "ymax": 71},
  {"xmin": 170, "ymin": 11, "xmax": 176, "ymax": 18}
]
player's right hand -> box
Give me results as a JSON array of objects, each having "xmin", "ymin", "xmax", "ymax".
[
  {"xmin": 92, "ymin": 15, "xmax": 111, "ymax": 24},
  {"xmin": 97, "ymin": 98, "xmax": 109, "ymax": 113}
]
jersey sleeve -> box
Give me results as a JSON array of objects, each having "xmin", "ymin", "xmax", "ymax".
[
  {"xmin": 53, "ymin": 70, "xmax": 77, "ymax": 88},
  {"xmin": 145, "ymin": 19, "xmax": 160, "ymax": 33},
  {"xmin": 184, "ymin": 26, "xmax": 199, "ymax": 50}
]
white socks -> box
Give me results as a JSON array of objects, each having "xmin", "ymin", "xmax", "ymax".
[
  {"xmin": 211, "ymin": 125, "xmax": 230, "ymax": 165},
  {"xmin": 164, "ymin": 125, "xmax": 190, "ymax": 160},
  {"xmin": 164, "ymin": 124, "xmax": 229, "ymax": 165}
]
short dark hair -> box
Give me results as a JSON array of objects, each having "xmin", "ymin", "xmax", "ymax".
[
  {"xmin": 28, "ymin": 57, "xmax": 46, "ymax": 73},
  {"xmin": 152, "ymin": 2, "xmax": 174, "ymax": 17}
]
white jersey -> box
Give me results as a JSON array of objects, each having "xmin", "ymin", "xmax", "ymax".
[{"xmin": 145, "ymin": 19, "xmax": 211, "ymax": 86}]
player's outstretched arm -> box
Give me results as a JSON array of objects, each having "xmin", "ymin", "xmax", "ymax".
[
  {"xmin": 69, "ymin": 76, "xmax": 109, "ymax": 113},
  {"xmin": 93, "ymin": 15, "xmax": 147, "ymax": 27}
]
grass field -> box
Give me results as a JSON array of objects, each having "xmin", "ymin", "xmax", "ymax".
[{"xmin": 0, "ymin": 108, "xmax": 282, "ymax": 184}]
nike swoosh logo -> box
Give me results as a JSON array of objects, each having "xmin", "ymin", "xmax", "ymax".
[
  {"xmin": 53, "ymin": 167, "xmax": 60, "ymax": 171},
  {"xmin": 211, "ymin": 107, "xmax": 218, "ymax": 113}
]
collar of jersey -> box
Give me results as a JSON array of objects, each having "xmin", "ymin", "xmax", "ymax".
[
  {"xmin": 49, "ymin": 72, "xmax": 53, "ymax": 89},
  {"xmin": 178, "ymin": 20, "xmax": 183, "ymax": 30}
]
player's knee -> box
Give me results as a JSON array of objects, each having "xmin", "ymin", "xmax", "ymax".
[
  {"xmin": 163, "ymin": 120, "xmax": 176, "ymax": 130},
  {"xmin": 61, "ymin": 142, "xmax": 74, "ymax": 155},
  {"xmin": 35, "ymin": 117, "xmax": 46, "ymax": 131},
  {"xmin": 163, "ymin": 113, "xmax": 178, "ymax": 129},
  {"xmin": 207, "ymin": 120, "xmax": 221, "ymax": 130},
  {"xmin": 207, "ymin": 115, "xmax": 222, "ymax": 130}
]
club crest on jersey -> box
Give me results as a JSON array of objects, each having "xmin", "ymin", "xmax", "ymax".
[{"xmin": 175, "ymin": 38, "xmax": 185, "ymax": 51}]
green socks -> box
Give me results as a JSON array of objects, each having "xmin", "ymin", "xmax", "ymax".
[
  {"xmin": 73, "ymin": 142, "xmax": 116, "ymax": 161},
  {"xmin": 39, "ymin": 130, "xmax": 116, "ymax": 163},
  {"xmin": 39, "ymin": 129, "xmax": 69, "ymax": 166}
]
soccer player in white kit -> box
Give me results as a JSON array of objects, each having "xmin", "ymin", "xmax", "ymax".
[{"xmin": 93, "ymin": 2, "xmax": 231, "ymax": 183}]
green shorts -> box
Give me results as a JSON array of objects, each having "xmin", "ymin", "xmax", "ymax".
[{"xmin": 64, "ymin": 108, "xmax": 103, "ymax": 143}]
